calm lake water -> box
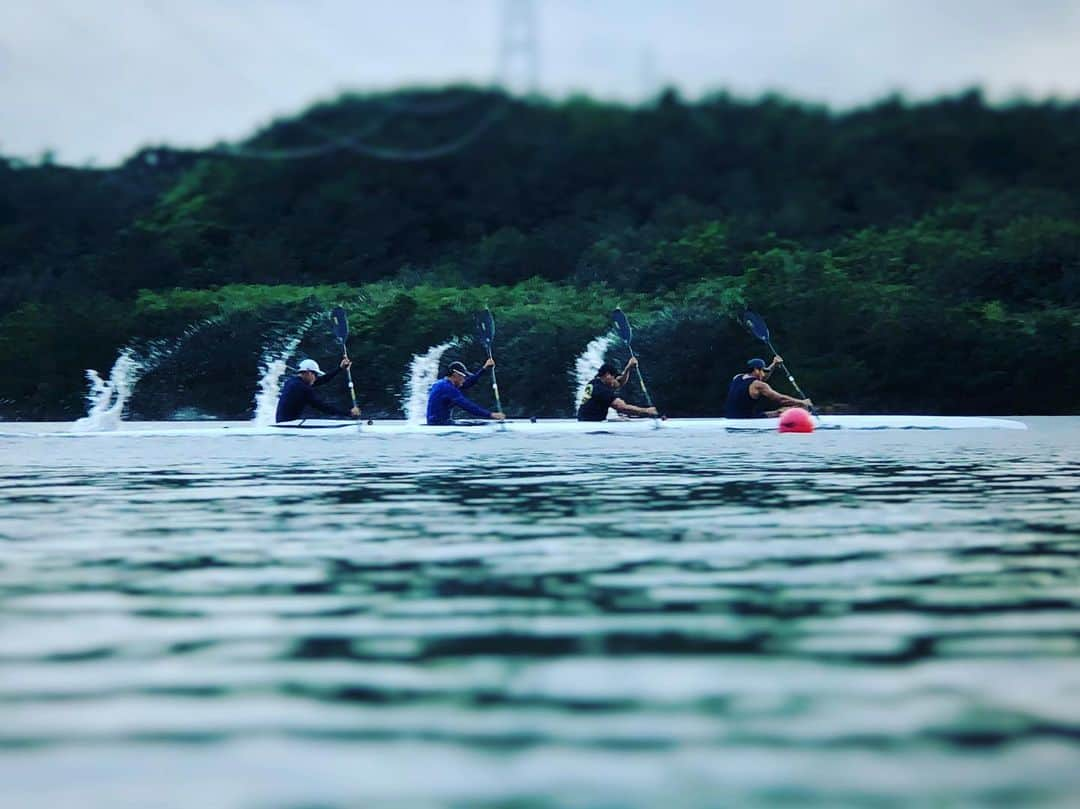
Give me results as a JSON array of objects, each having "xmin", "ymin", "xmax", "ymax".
[{"xmin": 1, "ymin": 418, "xmax": 1078, "ymax": 808}]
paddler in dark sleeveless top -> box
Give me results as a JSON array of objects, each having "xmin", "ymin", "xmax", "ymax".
[
  {"xmin": 724, "ymin": 357, "xmax": 812, "ymax": 418},
  {"xmin": 577, "ymin": 359, "xmax": 659, "ymax": 421}
]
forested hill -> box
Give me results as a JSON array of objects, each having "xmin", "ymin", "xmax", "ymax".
[{"xmin": 1, "ymin": 87, "xmax": 1078, "ymax": 419}]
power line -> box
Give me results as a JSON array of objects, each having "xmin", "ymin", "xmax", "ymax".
[
  {"xmin": 217, "ymin": 95, "xmax": 509, "ymax": 162},
  {"xmin": 139, "ymin": 2, "xmax": 510, "ymax": 164}
]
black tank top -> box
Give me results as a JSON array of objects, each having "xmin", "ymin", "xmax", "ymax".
[
  {"xmin": 724, "ymin": 374, "xmax": 764, "ymax": 419},
  {"xmin": 577, "ymin": 378, "xmax": 617, "ymax": 421}
]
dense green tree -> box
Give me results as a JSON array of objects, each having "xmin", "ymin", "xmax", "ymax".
[{"xmin": 0, "ymin": 88, "xmax": 1077, "ymax": 418}]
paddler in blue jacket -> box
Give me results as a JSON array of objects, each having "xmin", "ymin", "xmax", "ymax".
[
  {"xmin": 426, "ymin": 360, "xmax": 506, "ymax": 425},
  {"xmin": 724, "ymin": 357, "xmax": 811, "ymax": 418},
  {"xmin": 276, "ymin": 357, "xmax": 361, "ymax": 423}
]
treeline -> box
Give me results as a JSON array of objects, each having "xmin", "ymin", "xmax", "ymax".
[
  {"xmin": 0, "ymin": 273, "xmax": 1071, "ymax": 420},
  {"xmin": 0, "ymin": 87, "xmax": 1077, "ymax": 418}
]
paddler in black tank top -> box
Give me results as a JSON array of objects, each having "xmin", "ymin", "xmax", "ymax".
[
  {"xmin": 724, "ymin": 357, "xmax": 812, "ymax": 418},
  {"xmin": 577, "ymin": 359, "xmax": 659, "ymax": 421}
]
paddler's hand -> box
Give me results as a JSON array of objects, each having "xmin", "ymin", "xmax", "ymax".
[
  {"xmin": 801, "ymin": 399, "xmax": 812, "ymax": 408},
  {"xmin": 770, "ymin": 355, "xmax": 783, "ymax": 368},
  {"xmin": 644, "ymin": 406, "xmax": 659, "ymax": 416},
  {"xmin": 491, "ymin": 412, "xmax": 506, "ymax": 421},
  {"xmin": 349, "ymin": 406, "xmax": 361, "ymax": 418},
  {"xmin": 483, "ymin": 358, "xmax": 495, "ymax": 369},
  {"xmin": 625, "ymin": 357, "xmax": 638, "ymax": 371},
  {"xmin": 340, "ymin": 357, "xmax": 352, "ymax": 369}
]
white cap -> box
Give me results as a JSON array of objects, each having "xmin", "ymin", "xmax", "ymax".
[{"xmin": 298, "ymin": 359, "xmax": 324, "ymax": 376}]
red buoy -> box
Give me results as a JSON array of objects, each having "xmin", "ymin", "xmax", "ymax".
[{"xmin": 779, "ymin": 407, "xmax": 815, "ymax": 433}]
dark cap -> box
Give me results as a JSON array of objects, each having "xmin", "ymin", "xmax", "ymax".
[
  {"xmin": 597, "ymin": 363, "xmax": 618, "ymax": 378},
  {"xmin": 747, "ymin": 358, "xmax": 767, "ymax": 370},
  {"xmin": 447, "ymin": 361, "xmax": 468, "ymax": 377}
]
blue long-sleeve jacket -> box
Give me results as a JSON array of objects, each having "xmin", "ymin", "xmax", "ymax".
[
  {"xmin": 275, "ymin": 367, "xmax": 349, "ymax": 423},
  {"xmin": 425, "ymin": 367, "xmax": 491, "ymax": 425}
]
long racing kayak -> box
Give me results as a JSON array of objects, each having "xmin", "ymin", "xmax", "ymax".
[
  {"xmin": 0, "ymin": 415, "xmax": 1028, "ymax": 438},
  {"xmin": 338, "ymin": 415, "xmax": 1029, "ymax": 434}
]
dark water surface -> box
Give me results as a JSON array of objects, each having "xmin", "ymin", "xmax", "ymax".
[{"xmin": 1, "ymin": 418, "xmax": 1078, "ymax": 807}]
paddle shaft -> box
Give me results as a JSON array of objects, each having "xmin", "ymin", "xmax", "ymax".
[
  {"xmin": 484, "ymin": 345, "xmax": 503, "ymax": 414},
  {"xmin": 623, "ymin": 342, "xmax": 656, "ymax": 412},
  {"xmin": 339, "ymin": 340, "xmax": 358, "ymax": 410},
  {"xmin": 763, "ymin": 337, "xmax": 817, "ymax": 416},
  {"xmin": 330, "ymin": 307, "xmax": 358, "ymax": 412}
]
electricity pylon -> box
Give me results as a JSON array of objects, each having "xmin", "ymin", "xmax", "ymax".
[{"xmin": 496, "ymin": 0, "xmax": 540, "ymax": 96}]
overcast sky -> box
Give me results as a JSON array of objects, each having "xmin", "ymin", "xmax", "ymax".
[{"xmin": 2, "ymin": 0, "xmax": 1079, "ymax": 165}]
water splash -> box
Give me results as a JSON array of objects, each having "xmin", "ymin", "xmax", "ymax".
[
  {"xmin": 71, "ymin": 319, "xmax": 220, "ymax": 432},
  {"xmin": 403, "ymin": 340, "xmax": 458, "ymax": 423},
  {"xmin": 71, "ymin": 349, "xmax": 143, "ymax": 432},
  {"xmin": 252, "ymin": 315, "xmax": 321, "ymax": 426},
  {"xmin": 572, "ymin": 333, "xmax": 616, "ymax": 414}
]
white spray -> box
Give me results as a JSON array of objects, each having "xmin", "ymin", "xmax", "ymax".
[
  {"xmin": 402, "ymin": 340, "xmax": 458, "ymax": 423},
  {"xmin": 252, "ymin": 314, "xmax": 321, "ymax": 426},
  {"xmin": 71, "ymin": 319, "xmax": 219, "ymax": 432},
  {"xmin": 71, "ymin": 349, "xmax": 143, "ymax": 432},
  {"xmin": 571, "ymin": 333, "xmax": 617, "ymax": 416}
]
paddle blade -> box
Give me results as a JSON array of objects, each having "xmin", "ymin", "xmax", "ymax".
[
  {"xmin": 330, "ymin": 306, "xmax": 349, "ymax": 344},
  {"xmin": 477, "ymin": 308, "xmax": 495, "ymax": 349},
  {"xmin": 742, "ymin": 308, "xmax": 770, "ymax": 342},
  {"xmin": 612, "ymin": 308, "xmax": 633, "ymax": 344}
]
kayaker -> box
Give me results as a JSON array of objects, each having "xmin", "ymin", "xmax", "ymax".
[
  {"xmin": 577, "ymin": 358, "xmax": 659, "ymax": 421},
  {"xmin": 426, "ymin": 359, "xmax": 506, "ymax": 425},
  {"xmin": 724, "ymin": 356, "xmax": 812, "ymax": 418},
  {"xmin": 275, "ymin": 357, "xmax": 361, "ymax": 423}
]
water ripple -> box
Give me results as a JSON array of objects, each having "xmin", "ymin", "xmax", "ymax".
[{"xmin": 0, "ymin": 419, "xmax": 1078, "ymax": 806}]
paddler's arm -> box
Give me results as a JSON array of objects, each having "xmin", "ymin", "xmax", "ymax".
[
  {"xmin": 616, "ymin": 357, "xmax": 637, "ymax": 387},
  {"xmin": 762, "ymin": 355, "xmax": 782, "ymax": 381},
  {"xmin": 611, "ymin": 397, "xmax": 658, "ymax": 418},
  {"xmin": 447, "ymin": 384, "xmax": 495, "ymax": 419},
  {"xmin": 461, "ymin": 358, "xmax": 493, "ymax": 391},
  {"xmin": 311, "ymin": 360, "xmax": 359, "ymax": 416},
  {"xmin": 752, "ymin": 380, "xmax": 811, "ymax": 409},
  {"xmin": 301, "ymin": 392, "xmax": 353, "ymax": 418},
  {"xmin": 313, "ymin": 364, "xmax": 344, "ymax": 387}
]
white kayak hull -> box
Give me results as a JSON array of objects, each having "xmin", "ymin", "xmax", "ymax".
[
  {"xmin": 345, "ymin": 415, "xmax": 1029, "ymax": 434},
  {"xmin": 10, "ymin": 414, "xmax": 1028, "ymax": 438}
]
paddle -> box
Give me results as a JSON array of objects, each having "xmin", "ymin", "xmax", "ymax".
[
  {"xmin": 741, "ymin": 308, "xmax": 818, "ymax": 417},
  {"xmin": 611, "ymin": 307, "xmax": 658, "ymax": 418},
  {"xmin": 476, "ymin": 307, "xmax": 504, "ymax": 418},
  {"xmin": 330, "ymin": 306, "xmax": 359, "ymax": 413}
]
